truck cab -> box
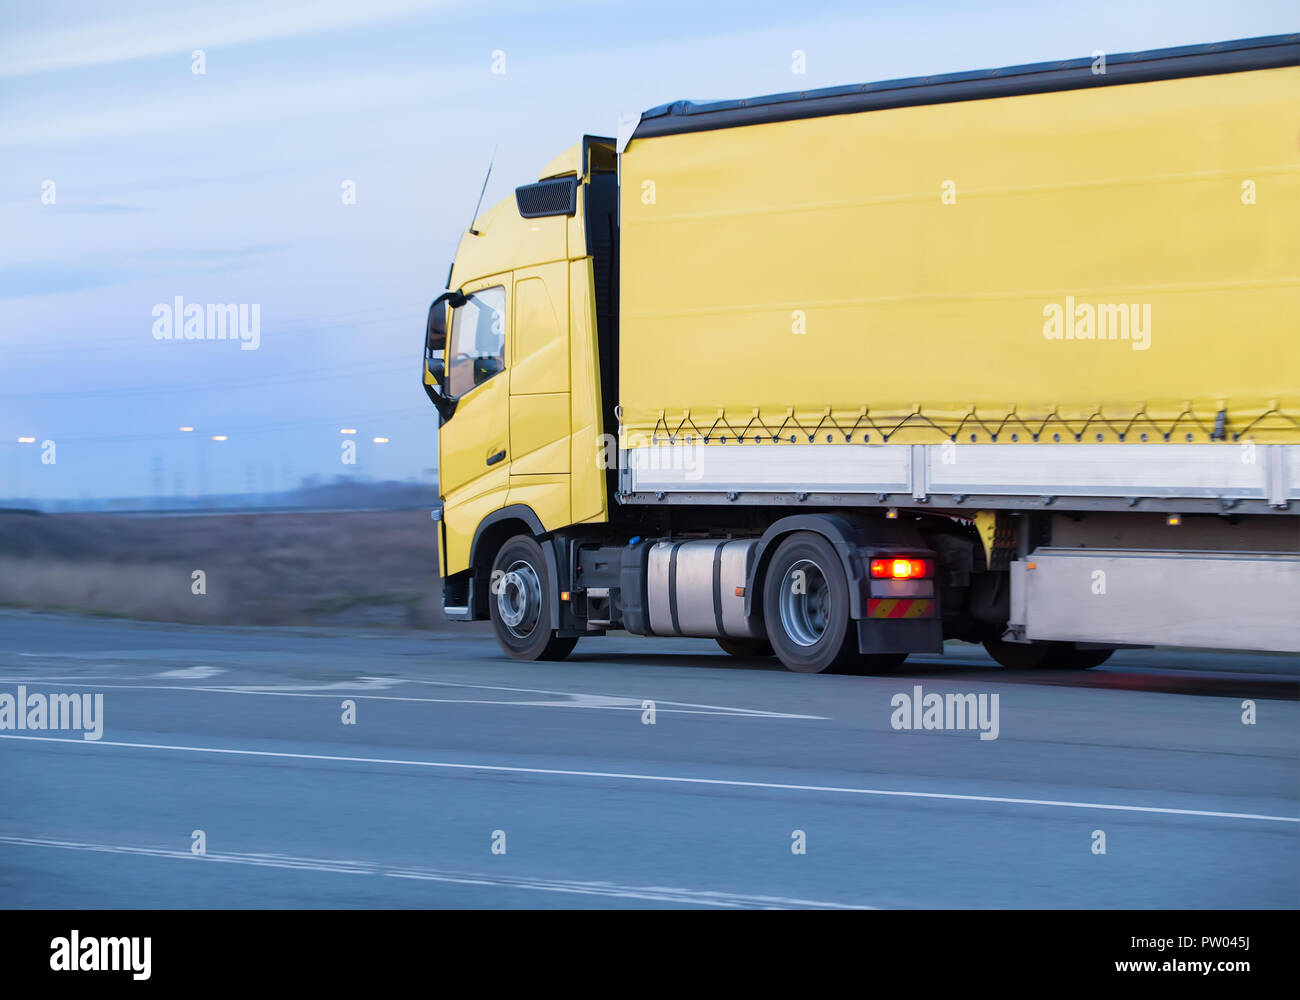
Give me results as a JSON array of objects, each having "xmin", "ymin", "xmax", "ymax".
[{"xmin": 423, "ymin": 137, "xmax": 620, "ymax": 631}]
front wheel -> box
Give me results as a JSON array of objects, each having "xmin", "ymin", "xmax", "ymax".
[{"xmin": 488, "ymin": 535, "xmax": 578, "ymax": 661}]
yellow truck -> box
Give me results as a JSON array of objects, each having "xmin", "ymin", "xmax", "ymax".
[{"xmin": 422, "ymin": 34, "xmax": 1300, "ymax": 672}]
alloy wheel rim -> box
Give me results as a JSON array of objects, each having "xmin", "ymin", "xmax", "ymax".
[
  {"xmin": 779, "ymin": 558, "xmax": 831, "ymax": 647},
  {"xmin": 498, "ymin": 559, "xmax": 542, "ymax": 638}
]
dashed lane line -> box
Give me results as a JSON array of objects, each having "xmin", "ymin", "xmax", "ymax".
[{"xmin": 0, "ymin": 835, "xmax": 870, "ymax": 909}]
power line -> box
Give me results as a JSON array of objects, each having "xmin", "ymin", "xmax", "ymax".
[
  {"xmin": 1, "ymin": 357, "xmax": 417, "ymax": 400},
  {"xmin": 0, "ymin": 302, "xmax": 428, "ymax": 355}
]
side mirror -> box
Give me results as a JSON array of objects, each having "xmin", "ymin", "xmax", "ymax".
[
  {"xmin": 422, "ymin": 290, "xmax": 464, "ymax": 422},
  {"xmin": 425, "ymin": 303, "xmax": 447, "ymax": 389}
]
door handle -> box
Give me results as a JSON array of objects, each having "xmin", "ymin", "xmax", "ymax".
[{"xmin": 486, "ymin": 449, "xmax": 506, "ymax": 466}]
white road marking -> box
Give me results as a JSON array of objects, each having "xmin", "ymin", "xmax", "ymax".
[
  {"xmin": 10, "ymin": 650, "xmax": 221, "ymax": 660},
  {"xmin": 193, "ymin": 677, "xmax": 405, "ymax": 692},
  {"xmin": 0, "ymin": 835, "xmax": 868, "ymax": 909},
  {"xmin": 398, "ymin": 677, "xmax": 827, "ymax": 718},
  {"xmin": 2, "ymin": 733, "xmax": 1295, "ymax": 823},
  {"xmin": 155, "ymin": 665, "xmax": 225, "ymax": 679},
  {"xmin": 0, "ymin": 678, "xmax": 823, "ymax": 719},
  {"xmin": 0, "ymin": 674, "xmax": 141, "ymax": 681}
]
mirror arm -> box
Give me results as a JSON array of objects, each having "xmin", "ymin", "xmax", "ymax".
[{"xmin": 423, "ymin": 379, "xmax": 457, "ymax": 423}]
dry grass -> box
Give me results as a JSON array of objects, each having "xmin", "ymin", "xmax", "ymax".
[{"xmin": 0, "ymin": 510, "xmax": 443, "ymax": 627}]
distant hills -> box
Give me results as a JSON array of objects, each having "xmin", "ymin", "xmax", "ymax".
[{"xmin": 2, "ymin": 474, "xmax": 440, "ymax": 514}]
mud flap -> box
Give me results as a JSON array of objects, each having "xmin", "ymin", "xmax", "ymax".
[{"xmin": 857, "ymin": 618, "xmax": 944, "ymax": 655}]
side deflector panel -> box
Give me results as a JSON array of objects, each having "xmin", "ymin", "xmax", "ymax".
[{"xmin": 1011, "ymin": 548, "xmax": 1300, "ymax": 652}]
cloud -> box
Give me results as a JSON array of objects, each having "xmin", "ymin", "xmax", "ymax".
[
  {"xmin": 0, "ymin": 0, "xmax": 448, "ymax": 78},
  {"xmin": 0, "ymin": 260, "xmax": 126, "ymax": 299},
  {"xmin": 0, "ymin": 64, "xmax": 468, "ymax": 149},
  {"xmin": 131, "ymin": 242, "xmax": 290, "ymax": 261},
  {"xmin": 60, "ymin": 203, "xmax": 146, "ymax": 214},
  {"xmin": 0, "ymin": 244, "xmax": 287, "ymax": 299}
]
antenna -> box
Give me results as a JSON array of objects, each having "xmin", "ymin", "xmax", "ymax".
[{"xmin": 468, "ymin": 146, "xmax": 498, "ymax": 236}]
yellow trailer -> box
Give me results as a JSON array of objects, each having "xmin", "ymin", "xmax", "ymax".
[{"xmin": 619, "ymin": 44, "xmax": 1299, "ymax": 448}]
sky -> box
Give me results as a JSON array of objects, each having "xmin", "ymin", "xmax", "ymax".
[{"xmin": 1, "ymin": 0, "xmax": 1295, "ymax": 501}]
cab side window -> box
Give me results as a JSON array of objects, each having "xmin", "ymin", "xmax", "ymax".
[{"xmin": 447, "ymin": 286, "xmax": 506, "ymax": 397}]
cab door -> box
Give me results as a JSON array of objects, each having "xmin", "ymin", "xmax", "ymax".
[
  {"xmin": 508, "ymin": 263, "xmax": 571, "ymax": 525},
  {"xmin": 438, "ymin": 281, "xmax": 510, "ymax": 570}
]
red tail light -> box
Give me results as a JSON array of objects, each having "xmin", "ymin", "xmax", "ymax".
[{"xmin": 870, "ymin": 557, "xmax": 931, "ymax": 579}]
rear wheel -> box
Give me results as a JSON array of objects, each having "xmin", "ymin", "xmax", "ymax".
[
  {"xmin": 1054, "ymin": 646, "xmax": 1115, "ymax": 670},
  {"xmin": 488, "ymin": 535, "xmax": 578, "ymax": 661},
  {"xmin": 762, "ymin": 532, "xmax": 858, "ymax": 673},
  {"xmin": 715, "ymin": 637, "xmax": 775, "ymax": 658},
  {"xmin": 982, "ymin": 636, "xmax": 1055, "ymax": 669},
  {"xmin": 983, "ymin": 637, "xmax": 1114, "ymax": 670},
  {"xmin": 845, "ymin": 652, "xmax": 909, "ymax": 675}
]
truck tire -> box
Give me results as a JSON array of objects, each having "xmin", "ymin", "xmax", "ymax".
[
  {"xmin": 846, "ymin": 653, "xmax": 909, "ymax": 675},
  {"xmin": 488, "ymin": 535, "xmax": 578, "ymax": 662},
  {"xmin": 762, "ymin": 532, "xmax": 858, "ymax": 673},
  {"xmin": 1055, "ymin": 646, "xmax": 1115, "ymax": 670},
  {"xmin": 982, "ymin": 638, "xmax": 1114, "ymax": 670},
  {"xmin": 715, "ymin": 637, "xmax": 775, "ymax": 658},
  {"xmin": 982, "ymin": 636, "xmax": 1056, "ymax": 669}
]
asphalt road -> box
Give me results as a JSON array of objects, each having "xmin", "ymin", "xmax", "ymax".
[{"xmin": 1, "ymin": 610, "xmax": 1296, "ymax": 908}]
